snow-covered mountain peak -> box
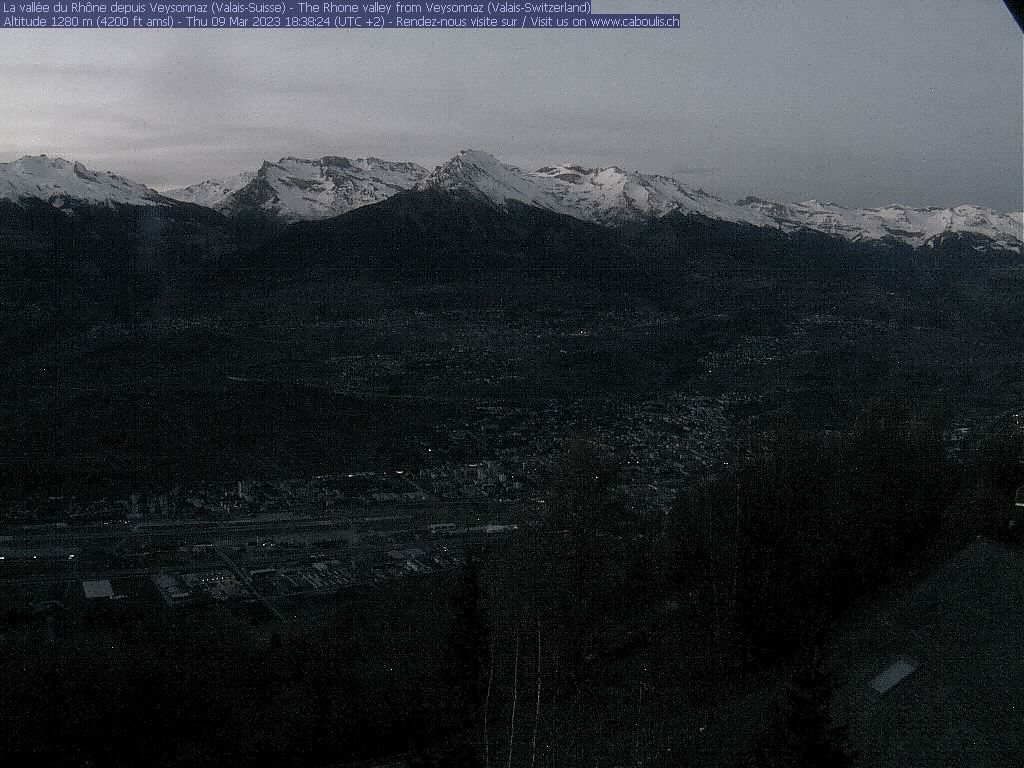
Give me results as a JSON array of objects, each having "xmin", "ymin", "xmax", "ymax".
[
  {"xmin": 453, "ymin": 149, "xmax": 517, "ymax": 169},
  {"xmin": 167, "ymin": 154, "xmax": 430, "ymax": 222},
  {"xmin": 737, "ymin": 196, "xmax": 1023, "ymax": 249},
  {"xmin": 0, "ymin": 155, "xmax": 172, "ymax": 208},
  {"xmin": 524, "ymin": 163, "xmax": 776, "ymax": 227},
  {"xmin": 417, "ymin": 154, "xmax": 777, "ymax": 227},
  {"xmin": 164, "ymin": 170, "xmax": 256, "ymax": 209},
  {"xmin": 28, "ymin": 148, "xmax": 1013, "ymax": 252},
  {"xmin": 424, "ymin": 149, "xmax": 523, "ymax": 182},
  {"xmin": 159, "ymin": 149, "xmax": 1022, "ymax": 250},
  {"xmin": 418, "ymin": 150, "xmax": 571, "ymax": 215}
]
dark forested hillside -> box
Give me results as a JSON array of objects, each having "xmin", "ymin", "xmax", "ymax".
[{"xmin": 0, "ymin": 193, "xmax": 1020, "ymax": 498}]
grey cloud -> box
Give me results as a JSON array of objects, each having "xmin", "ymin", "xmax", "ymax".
[{"xmin": 0, "ymin": 3, "xmax": 1020, "ymax": 209}]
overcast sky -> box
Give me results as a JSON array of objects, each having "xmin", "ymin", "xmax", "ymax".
[{"xmin": 0, "ymin": 0, "xmax": 1021, "ymax": 209}]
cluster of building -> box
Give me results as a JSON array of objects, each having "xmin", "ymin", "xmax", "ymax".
[
  {"xmin": 148, "ymin": 543, "xmax": 466, "ymax": 609},
  {"xmin": 416, "ymin": 460, "xmax": 525, "ymax": 500},
  {"xmin": 152, "ymin": 570, "xmax": 248, "ymax": 605}
]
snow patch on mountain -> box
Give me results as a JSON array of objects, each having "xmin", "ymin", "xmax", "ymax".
[
  {"xmin": 176, "ymin": 156, "xmax": 430, "ymax": 222},
  {"xmin": 0, "ymin": 155, "xmax": 172, "ymax": 208},
  {"xmin": 736, "ymin": 197, "xmax": 1023, "ymax": 249},
  {"xmin": 529, "ymin": 163, "xmax": 776, "ymax": 227},
  {"xmin": 165, "ymin": 171, "xmax": 256, "ymax": 208},
  {"xmin": 417, "ymin": 151, "xmax": 779, "ymax": 228},
  {"xmin": 417, "ymin": 150, "xmax": 573, "ymax": 216}
]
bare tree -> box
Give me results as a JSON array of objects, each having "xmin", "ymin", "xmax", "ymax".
[
  {"xmin": 530, "ymin": 613, "xmax": 542, "ymax": 768},
  {"xmin": 484, "ymin": 635, "xmax": 495, "ymax": 768},
  {"xmin": 507, "ymin": 624, "xmax": 520, "ymax": 768}
]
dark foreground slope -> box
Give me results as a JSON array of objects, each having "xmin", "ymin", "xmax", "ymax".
[{"xmin": 0, "ymin": 191, "xmax": 1021, "ymax": 768}]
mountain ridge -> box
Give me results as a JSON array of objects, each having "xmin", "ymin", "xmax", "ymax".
[
  {"xmin": 3, "ymin": 151, "xmax": 1020, "ymax": 251},
  {"xmin": 0, "ymin": 155, "xmax": 177, "ymax": 209},
  {"xmin": 166, "ymin": 155, "xmax": 429, "ymax": 222}
]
